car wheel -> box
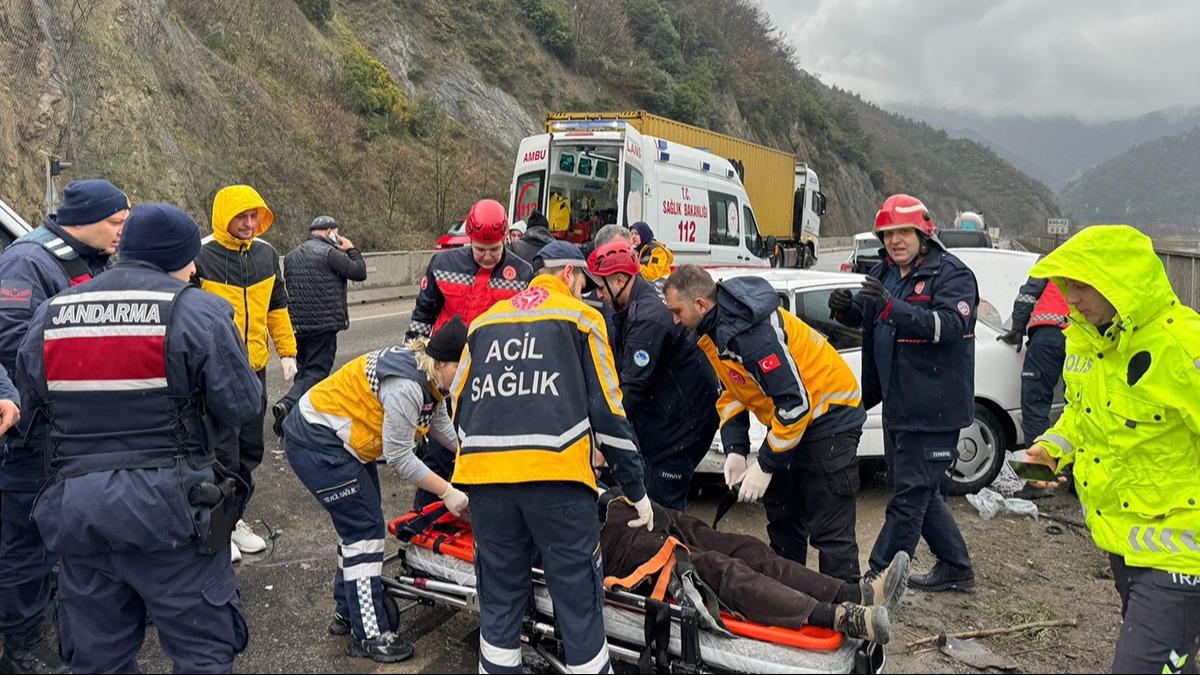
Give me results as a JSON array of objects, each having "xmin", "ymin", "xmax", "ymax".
[{"xmin": 946, "ymin": 403, "xmax": 1008, "ymax": 496}]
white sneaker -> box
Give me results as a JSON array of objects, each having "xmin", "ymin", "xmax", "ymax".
[
  {"xmin": 232, "ymin": 519, "xmax": 267, "ymax": 554},
  {"xmin": 231, "ymin": 542, "xmax": 242, "ymax": 563}
]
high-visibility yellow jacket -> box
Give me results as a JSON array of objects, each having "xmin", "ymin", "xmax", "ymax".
[
  {"xmin": 1031, "ymin": 225, "xmax": 1200, "ymax": 575},
  {"xmin": 638, "ymin": 240, "xmax": 674, "ymax": 283}
]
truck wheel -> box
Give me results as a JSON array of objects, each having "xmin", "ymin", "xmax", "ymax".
[
  {"xmin": 796, "ymin": 244, "xmax": 813, "ymax": 269},
  {"xmin": 946, "ymin": 403, "xmax": 1008, "ymax": 496}
]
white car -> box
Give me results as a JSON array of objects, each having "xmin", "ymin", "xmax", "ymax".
[{"xmin": 697, "ymin": 248, "xmax": 1061, "ymax": 495}]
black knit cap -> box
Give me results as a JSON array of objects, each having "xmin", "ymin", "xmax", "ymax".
[{"xmin": 425, "ymin": 317, "xmax": 468, "ymax": 362}]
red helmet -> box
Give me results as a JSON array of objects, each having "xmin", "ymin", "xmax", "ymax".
[
  {"xmin": 588, "ymin": 240, "xmax": 640, "ymax": 278},
  {"xmin": 465, "ymin": 199, "xmax": 509, "ymax": 244},
  {"xmin": 874, "ymin": 194, "xmax": 935, "ymax": 239}
]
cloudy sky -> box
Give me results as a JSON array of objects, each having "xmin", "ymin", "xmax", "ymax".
[{"xmin": 759, "ymin": 0, "xmax": 1200, "ymax": 121}]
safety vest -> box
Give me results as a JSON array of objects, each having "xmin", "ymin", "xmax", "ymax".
[
  {"xmin": 1028, "ymin": 282, "xmax": 1069, "ymax": 330},
  {"xmin": 40, "ymin": 266, "xmax": 199, "ymax": 477},
  {"xmin": 12, "ymin": 225, "xmax": 97, "ymax": 287},
  {"xmin": 299, "ymin": 346, "xmax": 441, "ymax": 462},
  {"xmin": 638, "ymin": 241, "xmax": 674, "ymax": 283}
]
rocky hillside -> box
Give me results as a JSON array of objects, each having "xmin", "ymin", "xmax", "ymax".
[
  {"xmin": 0, "ymin": 0, "xmax": 1059, "ymax": 251},
  {"xmin": 1058, "ymin": 126, "xmax": 1200, "ymax": 230}
]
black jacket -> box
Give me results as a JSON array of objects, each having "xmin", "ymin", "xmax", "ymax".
[
  {"xmin": 836, "ymin": 246, "xmax": 978, "ymax": 431},
  {"xmin": 509, "ymin": 226, "xmax": 556, "ymax": 269},
  {"xmin": 283, "ymin": 236, "xmax": 368, "ymax": 335},
  {"xmin": 609, "ymin": 277, "xmax": 719, "ymax": 461}
]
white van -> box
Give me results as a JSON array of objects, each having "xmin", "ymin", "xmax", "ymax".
[{"xmin": 508, "ymin": 119, "xmax": 771, "ymax": 267}]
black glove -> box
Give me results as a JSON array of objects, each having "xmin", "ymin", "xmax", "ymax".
[
  {"xmin": 828, "ymin": 288, "xmax": 853, "ymax": 315},
  {"xmin": 997, "ymin": 329, "xmax": 1024, "ymax": 352},
  {"xmin": 859, "ymin": 276, "xmax": 892, "ymax": 305}
]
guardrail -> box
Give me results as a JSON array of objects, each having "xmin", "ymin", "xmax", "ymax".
[
  {"xmin": 1021, "ymin": 236, "xmax": 1198, "ymax": 311},
  {"xmin": 344, "ymin": 237, "xmax": 855, "ymax": 306}
]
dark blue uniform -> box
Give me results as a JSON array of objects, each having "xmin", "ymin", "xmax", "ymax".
[
  {"xmin": 836, "ymin": 245, "xmax": 976, "ymax": 576},
  {"xmin": 0, "ymin": 219, "xmax": 108, "ymax": 650},
  {"xmin": 609, "ymin": 276, "xmax": 719, "ymax": 509},
  {"xmin": 15, "ymin": 261, "xmax": 263, "ymax": 673}
]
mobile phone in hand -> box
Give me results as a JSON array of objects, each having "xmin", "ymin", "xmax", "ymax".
[
  {"xmin": 1008, "ymin": 460, "xmax": 1060, "ymax": 484},
  {"xmin": 328, "ymin": 231, "xmax": 342, "ymax": 246}
]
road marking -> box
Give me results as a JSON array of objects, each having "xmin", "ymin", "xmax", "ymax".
[{"xmin": 353, "ymin": 309, "xmax": 412, "ymax": 322}]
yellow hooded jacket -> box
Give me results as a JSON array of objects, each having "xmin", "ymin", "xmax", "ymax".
[{"xmin": 195, "ymin": 185, "xmax": 296, "ymax": 371}]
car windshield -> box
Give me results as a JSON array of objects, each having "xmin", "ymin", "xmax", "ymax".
[
  {"xmin": 939, "ymin": 230, "xmax": 991, "ymax": 248},
  {"xmin": 447, "ymin": 221, "xmax": 465, "ymax": 235}
]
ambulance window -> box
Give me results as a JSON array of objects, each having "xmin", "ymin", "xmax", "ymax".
[
  {"xmin": 743, "ymin": 205, "xmax": 763, "ymax": 257},
  {"xmin": 514, "ymin": 171, "xmax": 544, "ymax": 223},
  {"xmin": 708, "ymin": 191, "xmax": 738, "ymax": 247},
  {"xmin": 623, "ymin": 166, "xmax": 644, "ymax": 227},
  {"xmin": 595, "ymin": 161, "xmax": 609, "ymax": 180},
  {"xmin": 559, "ymin": 153, "xmax": 576, "ymax": 173}
]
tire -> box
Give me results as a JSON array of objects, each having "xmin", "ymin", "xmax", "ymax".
[
  {"xmin": 797, "ymin": 244, "xmax": 813, "ymax": 269},
  {"xmin": 945, "ymin": 402, "xmax": 1008, "ymax": 496}
]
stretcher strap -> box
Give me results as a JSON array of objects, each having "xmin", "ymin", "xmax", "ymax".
[
  {"xmin": 394, "ymin": 504, "xmax": 450, "ymax": 542},
  {"xmin": 638, "ymin": 600, "xmax": 672, "ymax": 675},
  {"xmin": 603, "ymin": 537, "xmax": 686, "ymax": 601}
]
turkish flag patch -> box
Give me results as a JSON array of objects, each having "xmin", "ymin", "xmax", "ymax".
[{"xmin": 757, "ymin": 354, "xmax": 782, "ymax": 373}]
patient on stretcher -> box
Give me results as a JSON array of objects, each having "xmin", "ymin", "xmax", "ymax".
[{"xmin": 598, "ymin": 491, "xmax": 908, "ymax": 645}]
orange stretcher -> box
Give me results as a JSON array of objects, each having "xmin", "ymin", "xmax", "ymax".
[{"xmin": 385, "ymin": 503, "xmax": 885, "ymax": 674}]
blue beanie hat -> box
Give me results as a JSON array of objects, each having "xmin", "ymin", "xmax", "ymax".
[
  {"xmin": 631, "ymin": 221, "xmax": 654, "ymax": 246},
  {"xmin": 118, "ymin": 204, "xmax": 202, "ymax": 272},
  {"xmin": 56, "ymin": 179, "xmax": 129, "ymax": 226}
]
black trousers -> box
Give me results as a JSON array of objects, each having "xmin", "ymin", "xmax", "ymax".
[
  {"xmin": 1111, "ymin": 554, "xmax": 1200, "ymax": 674},
  {"xmin": 412, "ymin": 438, "xmax": 456, "ymax": 510},
  {"xmin": 217, "ymin": 368, "xmax": 267, "ymax": 520},
  {"xmin": 762, "ymin": 429, "xmax": 862, "ymax": 583},
  {"xmin": 1020, "ymin": 327, "xmax": 1066, "ymax": 443},
  {"xmin": 642, "ymin": 426, "xmax": 718, "ymax": 511},
  {"xmin": 281, "ymin": 331, "xmax": 339, "ymax": 409}
]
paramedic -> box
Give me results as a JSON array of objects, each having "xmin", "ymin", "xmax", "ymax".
[
  {"xmin": 1021, "ymin": 225, "xmax": 1200, "ymax": 674},
  {"xmin": 16, "ymin": 203, "xmax": 263, "ymax": 673},
  {"xmin": 664, "ymin": 265, "xmax": 867, "ymax": 583},
  {"xmin": 405, "ymin": 199, "xmax": 533, "ymax": 508},
  {"xmin": 630, "ymin": 222, "xmax": 674, "ymax": 284},
  {"xmin": 828, "ymin": 193, "xmax": 976, "ymax": 592},
  {"xmin": 451, "ymin": 241, "xmax": 652, "ymax": 674},
  {"xmin": 588, "ymin": 241, "xmax": 719, "ymax": 509},
  {"xmin": 0, "ymin": 178, "xmax": 127, "ymax": 674},
  {"xmin": 996, "ymin": 275, "xmax": 1069, "ymax": 445},
  {"xmin": 283, "ymin": 319, "xmax": 470, "ymax": 664}
]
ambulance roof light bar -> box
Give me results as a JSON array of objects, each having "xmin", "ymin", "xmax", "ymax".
[{"xmin": 548, "ymin": 120, "xmax": 630, "ymax": 133}]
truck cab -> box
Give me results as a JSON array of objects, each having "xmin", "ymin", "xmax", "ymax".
[{"xmin": 509, "ymin": 120, "xmax": 771, "ymax": 267}]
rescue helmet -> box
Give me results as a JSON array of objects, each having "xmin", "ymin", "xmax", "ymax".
[
  {"xmin": 587, "ymin": 240, "xmax": 640, "ymax": 278},
  {"xmin": 465, "ymin": 199, "xmax": 509, "ymax": 244},
  {"xmin": 873, "ymin": 194, "xmax": 935, "ymax": 240}
]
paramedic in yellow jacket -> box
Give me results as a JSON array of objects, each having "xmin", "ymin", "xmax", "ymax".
[
  {"xmin": 194, "ymin": 184, "xmax": 297, "ymax": 560},
  {"xmin": 630, "ymin": 221, "xmax": 674, "ymax": 283},
  {"xmin": 282, "ymin": 318, "xmax": 469, "ymax": 664},
  {"xmin": 451, "ymin": 241, "xmax": 651, "ymax": 675},
  {"xmin": 664, "ymin": 265, "xmax": 867, "ymax": 583},
  {"xmin": 1021, "ymin": 225, "xmax": 1200, "ymax": 674}
]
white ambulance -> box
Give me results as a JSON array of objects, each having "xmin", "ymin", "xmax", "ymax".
[{"xmin": 508, "ymin": 119, "xmax": 771, "ymax": 267}]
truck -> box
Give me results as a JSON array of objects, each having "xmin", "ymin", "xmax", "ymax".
[{"xmin": 508, "ymin": 110, "xmax": 826, "ymax": 268}]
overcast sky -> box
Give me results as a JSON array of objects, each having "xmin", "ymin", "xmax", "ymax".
[{"xmin": 758, "ymin": 0, "xmax": 1200, "ymax": 121}]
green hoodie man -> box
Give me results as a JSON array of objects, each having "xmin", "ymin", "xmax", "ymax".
[{"xmin": 1025, "ymin": 224, "xmax": 1200, "ymax": 673}]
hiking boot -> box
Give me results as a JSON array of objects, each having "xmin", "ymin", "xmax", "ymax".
[
  {"xmin": 908, "ymin": 562, "xmax": 975, "ymax": 593},
  {"xmin": 0, "ymin": 624, "xmax": 70, "ymax": 674},
  {"xmin": 327, "ymin": 613, "xmax": 351, "ymax": 636},
  {"xmin": 347, "ymin": 632, "xmax": 415, "ymax": 663},
  {"xmin": 833, "ymin": 603, "xmax": 890, "ymax": 645},
  {"xmin": 272, "ymin": 401, "xmax": 291, "ymax": 438},
  {"xmin": 860, "ymin": 551, "xmax": 910, "ymax": 612}
]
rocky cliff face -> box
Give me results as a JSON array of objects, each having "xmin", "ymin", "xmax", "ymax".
[{"xmin": 0, "ymin": 0, "xmax": 1058, "ymax": 250}]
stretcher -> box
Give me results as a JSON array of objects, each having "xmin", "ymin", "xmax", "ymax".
[{"xmin": 385, "ymin": 504, "xmax": 885, "ymax": 674}]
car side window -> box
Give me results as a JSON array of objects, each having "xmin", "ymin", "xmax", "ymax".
[{"xmin": 796, "ymin": 289, "xmax": 863, "ymax": 351}]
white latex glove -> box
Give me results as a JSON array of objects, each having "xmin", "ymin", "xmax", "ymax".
[
  {"xmin": 0, "ymin": 399, "xmax": 20, "ymax": 436},
  {"xmin": 737, "ymin": 462, "xmax": 773, "ymax": 503},
  {"xmin": 723, "ymin": 453, "xmax": 748, "ymax": 488},
  {"xmin": 280, "ymin": 357, "xmax": 298, "ymax": 382},
  {"xmin": 627, "ymin": 495, "xmax": 655, "ymax": 531},
  {"xmin": 439, "ymin": 485, "xmax": 469, "ymax": 517}
]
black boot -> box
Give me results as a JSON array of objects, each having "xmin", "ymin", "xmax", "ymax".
[
  {"xmin": 327, "ymin": 613, "xmax": 351, "ymax": 636},
  {"xmin": 0, "ymin": 624, "xmax": 70, "ymax": 675},
  {"xmin": 271, "ymin": 401, "xmax": 291, "ymax": 438},
  {"xmin": 347, "ymin": 632, "xmax": 414, "ymax": 663},
  {"xmin": 908, "ymin": 561, "xmax": 975, "ymax": 592}
]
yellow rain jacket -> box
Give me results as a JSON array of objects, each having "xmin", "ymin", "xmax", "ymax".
[{"xmin": 195, "ymin": 185, "xmax": 296, "ymax": 371}]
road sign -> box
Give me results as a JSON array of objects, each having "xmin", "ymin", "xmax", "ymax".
[{"xmin": 1047, "ymin": 218, "xmax": 1070, "ymax": 235}]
